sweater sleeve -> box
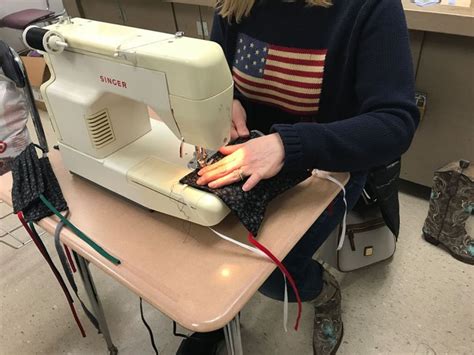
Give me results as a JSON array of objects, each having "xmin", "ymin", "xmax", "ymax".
[{"xmin": 271, "ymin": 0, "xmax": 420, "ymax": 173}]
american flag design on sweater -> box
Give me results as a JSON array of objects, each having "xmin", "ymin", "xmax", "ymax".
[{"xmin": 232, "ymin": 33, "xmax": 327, "ymax": 115}]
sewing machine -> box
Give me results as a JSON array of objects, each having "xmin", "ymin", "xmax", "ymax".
[{"xmin": 24, "ymin": 18, "xmax": 234, "ymax": 226}]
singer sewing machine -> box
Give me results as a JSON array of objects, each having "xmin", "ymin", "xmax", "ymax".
[{"xmin": 24, "ymin": 18, "xmax": 234, "ymax": 226}]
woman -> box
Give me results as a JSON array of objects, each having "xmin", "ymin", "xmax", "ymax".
[{"xmin": 177, "ymin": 0, "xmax": 419, "ymax": 354}]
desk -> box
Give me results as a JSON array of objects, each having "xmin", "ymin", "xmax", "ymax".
[
  {"xmin": 0, "ymin": 150, "xmax": 348, "ymax": 354},
  {"xmin": 402, "ymin": 0, "xmax": 474, "ymax": 37}
]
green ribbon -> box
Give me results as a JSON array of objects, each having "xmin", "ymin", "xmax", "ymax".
[{"xmin": 39, "ymin": 194, "xmax": 121, "ymax": 265}]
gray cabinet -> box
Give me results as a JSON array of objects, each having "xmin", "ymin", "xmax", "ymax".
[
  {"xmin": 200, "ymin": 6, "xmax": 214, "ymax": 40},
  {"xmin": 174, "ymin": 3, "xmax": 202, "ymax": 38},
  {"xmin": 73, "ymin": 0, "xmax": 124, "ymax": 24},
  {"xmin": 174, "ymin": 4, "xmax": 214, "ymax": 39},
  {"xmin": 402, "ymin": 33, "xmax": 474, "ymax": 186},
  {"xmin": 121, "ymin": 0, "xmax": 176, "ymax": 33}
]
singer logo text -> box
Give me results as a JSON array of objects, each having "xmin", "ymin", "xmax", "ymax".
[{"xmin": 99, "ymin": 75, "xmax": 128, "ymax": 88}]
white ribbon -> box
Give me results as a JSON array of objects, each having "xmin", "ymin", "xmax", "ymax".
[
  {"xmin": 313, "ymin": 170, "xmax": 348, "ymax": 251},
  {"xmin": 209, "ymin": 228, "xmax": 266, "ymax": 257}
]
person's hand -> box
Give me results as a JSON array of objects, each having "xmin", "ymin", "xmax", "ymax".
[
  {"xmin": 197, "ymin": 133, "xmax": 285, "ymax": 191},
  {"xmin": 230, "ymin": 99, "xmax": 249, "ymax": 140}
]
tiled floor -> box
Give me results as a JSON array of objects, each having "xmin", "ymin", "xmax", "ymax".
[{"xmin": 0, "ymin": 112, "xmax": 472, "ymax": 354}]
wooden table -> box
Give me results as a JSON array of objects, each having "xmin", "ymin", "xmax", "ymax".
[{"xmin": 0, "ymin": 150, "xmax": 348, "ymax": 354}]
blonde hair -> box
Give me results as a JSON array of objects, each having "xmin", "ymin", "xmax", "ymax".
[{"xmin": 216, "ymin": 0, "xmax": 332, "ymax": 23}]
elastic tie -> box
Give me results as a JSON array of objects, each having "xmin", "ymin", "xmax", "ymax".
[
  {"xmin": 17, "ymin": 212, "xmax": 86, "ymax": 337},
  {"xmin": 209, "ymin": 228, "xmax": 266, "ymax": 257},
  {"xmin": 54, "ymin": 212, "xmax": 100, "ymax": 332},
  {"xmin": 314, "ymin": 170, "xmax": 348, "ymax": 251},
  {"xmin": 39, "ymin": 194, "xmax": 121, "ymax": 265}
]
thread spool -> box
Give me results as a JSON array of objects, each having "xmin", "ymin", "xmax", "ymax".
[{"xmin": 23, "ymin": 26, "xmax": 67, "ymax": 54}]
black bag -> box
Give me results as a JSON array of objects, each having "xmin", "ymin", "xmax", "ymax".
[{"xmin": 356, "ymin": 159, "xmax": 401, "ymax": 237}]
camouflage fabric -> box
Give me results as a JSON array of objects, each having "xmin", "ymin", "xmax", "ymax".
[
  {"xmin": 423, "ymin": 160, "xmax": 474, "ymax": 265},
  {"xmin": 312, "ymin": 269, "xmax": 343, "ymax": 355}
]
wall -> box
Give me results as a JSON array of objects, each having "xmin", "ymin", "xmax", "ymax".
[{"xmin": 0, "ymin": 0, "xmax": 65, "ymax": 51}]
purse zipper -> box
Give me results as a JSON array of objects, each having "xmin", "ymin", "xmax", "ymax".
[{"xmin": 345, "ymin": 217, "xmax": 386, "ymax": 251}]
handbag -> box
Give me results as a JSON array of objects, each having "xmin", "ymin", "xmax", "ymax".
[
  {"xmin": 317, "ymin": 191, "xmax": 397, "ymax": 272},
  {"xmin": 340, "ymin": 210, "xmax": 396, "ymax": 272},
  {"xmin": 317, "ymin": 160, "xmax": 401, "ymax": 271}
]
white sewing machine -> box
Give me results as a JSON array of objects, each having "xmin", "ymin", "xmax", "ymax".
[{"xmin": 23, "ymin": 18, "xmax": 234, "ymax": 226}]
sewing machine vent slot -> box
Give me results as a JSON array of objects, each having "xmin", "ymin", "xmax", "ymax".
[{"xmin": 85, "ymin": 109, "xmax": 116, "ymax": 149}]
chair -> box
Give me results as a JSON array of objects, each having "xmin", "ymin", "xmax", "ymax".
[
  {"xmin": 0, "ymin": 0, "xmax": 65, "ymax": 30},
  {"xmin": 0, "ymin": 41, "xmax": 48, "ymax": 249}
]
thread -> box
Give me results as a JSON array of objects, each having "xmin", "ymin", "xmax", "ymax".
[
  {"xmin": 23, "ymin": 26, "xmax": 66, "ymax": 54},
  {"xmin": 24, "ymin": 26, "xmax": 48, "ymax": 51}
]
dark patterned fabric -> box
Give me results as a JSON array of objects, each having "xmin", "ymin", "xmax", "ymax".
[
  {"xmin": 12, "ymin": 143, "xmax": 68, "ymax": 222},
  {"xmin": 180, "ymin": 133, "xmax": 311, "ymax": 235}
]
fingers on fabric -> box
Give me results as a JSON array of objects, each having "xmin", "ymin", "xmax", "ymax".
[
  {"xmin": 197, "ymin": 158, "xmax": 240, "ymax": 185},
  {"xmin": 199, "ymin": 154, "xmax": 235, "ymax": 174},
  {"xmin": 242, "ymin": 172, "xmax": 262, "ymax": 192},
  {"xmin": 208, "ymin": 168, "xmax": 246, "ymax": 189}
]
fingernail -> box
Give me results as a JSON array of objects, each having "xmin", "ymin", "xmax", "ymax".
[
  {"xmin": 198, "ymin": 171, "xmax": 203, "ymax": 176},
  {"xmin": 208, "ymin": 183, "xmax": 216, "ymax": 188},
  {"xmin": 197, "ymin": 178, "xmax": 203, "ymax": 185}
]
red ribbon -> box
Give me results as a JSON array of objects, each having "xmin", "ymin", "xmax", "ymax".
[{"xmin": 247, "ymin": 232, "xmax": 302, "ymax": 331}]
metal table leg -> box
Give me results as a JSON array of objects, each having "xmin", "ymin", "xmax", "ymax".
[
  {"xmin": 75, "ymin": 253, "xmax": 119, "ymax": 355},
  {"xmin": 224, "ymin": 314, "xmax": 243, "ymax": 355}
]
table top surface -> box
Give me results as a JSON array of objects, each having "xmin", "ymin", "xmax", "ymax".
[
  {"xmin": 0, "ymin": 150, "xmax": 348, "ymax": 332},
  {"xmin": 402, "ymin": 0, "xmax": 474, "ymax": 37}
]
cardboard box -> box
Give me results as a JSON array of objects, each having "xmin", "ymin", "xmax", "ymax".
[{"xmin": 20, "ymin": 56, "xmax": 50, "ymax": 111}]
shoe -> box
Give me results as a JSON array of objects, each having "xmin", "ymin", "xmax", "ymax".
[
  {"xmin": 312, "ymin": 269, "xmax": 344, "ymax": 355},
  {"xmin": 176, "ymin": 329, "xmax": 225, "ymax": 355},
  {"xmin": 423, "ymin": 160, "xmax": 474, "ymax": 265}
]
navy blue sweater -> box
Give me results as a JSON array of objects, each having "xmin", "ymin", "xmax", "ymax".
[{"xmin": 211, "ymin": 0, "xmax": 419, "ymax": 173}]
